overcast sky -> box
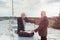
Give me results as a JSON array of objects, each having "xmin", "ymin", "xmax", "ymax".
[
  {"xmin": 0, "ymin": 0, "xmax": 60, "ymax": 17},
  {"xmin": 0, "ymin": 0, "xmax": 12, "ymax": 17}
]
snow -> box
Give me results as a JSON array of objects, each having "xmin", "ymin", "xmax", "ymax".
[{"xmin": 0, "ymin": 20, "xmax": 60, "ymax": 40}]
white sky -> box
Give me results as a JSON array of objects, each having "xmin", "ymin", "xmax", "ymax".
[
  {"xmin": 0, "ymin": 0, "xmax": 60, "ymax": 17},
  {"xmin": 0, "ymin": 0, "xmax": 12, "ymax": 17}
]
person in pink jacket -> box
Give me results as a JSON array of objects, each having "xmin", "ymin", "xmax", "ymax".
[{"xmin": 33, "ymin": 11, "xmax": 49, "ymax": 40}]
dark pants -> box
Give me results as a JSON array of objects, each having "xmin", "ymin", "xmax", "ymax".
[
  {"xmin": 18, "ymin": 32, "xmax": 34, "ymax": 37},
  {"xmin": 41, "ymin": 36, "xmax": 47, "ymax": 40}
]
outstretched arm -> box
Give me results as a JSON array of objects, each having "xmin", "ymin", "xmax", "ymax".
[{"xmin": 34, "ymin": 18, "xmax": 43, "ymax": 32}]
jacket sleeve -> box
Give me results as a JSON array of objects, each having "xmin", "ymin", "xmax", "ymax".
[
  {"xmin": 35, "ymin": 17, "xmax": 49, "ymax": 32},
  {"xmin": 17, "ymin": 18, "xmax": 22, "ymax": 33},
  {"xmin": 34, "ymin": 18, "xmax": 43, "ymax": 32}
]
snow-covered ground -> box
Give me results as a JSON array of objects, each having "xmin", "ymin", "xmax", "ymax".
[{"xmin": 0, "ymin": 20, "xmax": 60, "ymax": 40}]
